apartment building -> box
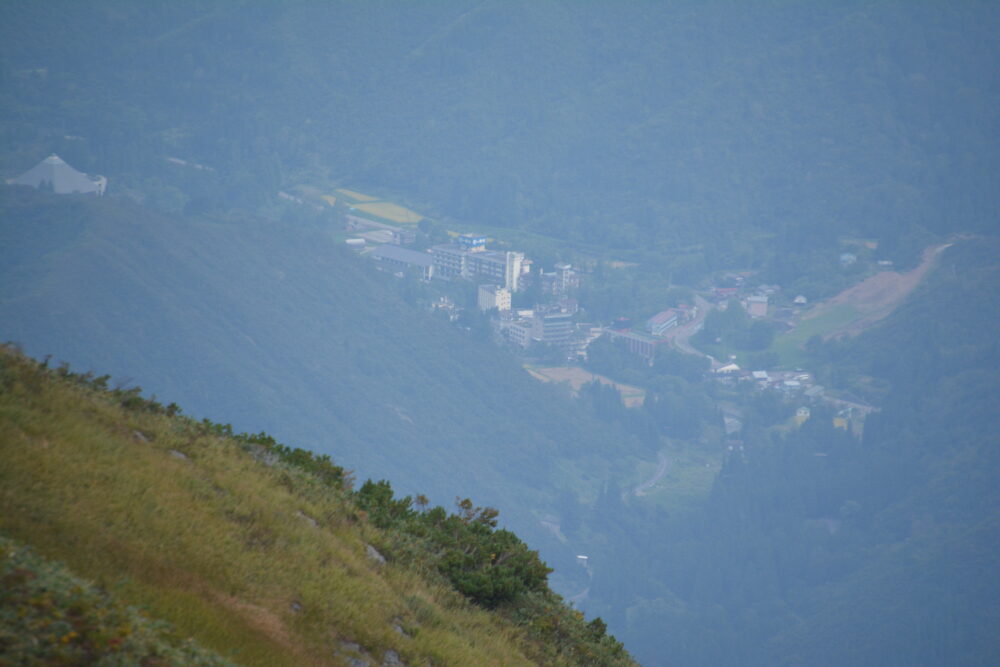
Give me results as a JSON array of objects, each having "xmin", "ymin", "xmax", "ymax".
[
  {"xmin": 430, "ymin": 235, "xmax": 524, "ymax": 291},
  {"xmin": 478, "ymin": 284, "xmax": 512, "ymax": 312}
]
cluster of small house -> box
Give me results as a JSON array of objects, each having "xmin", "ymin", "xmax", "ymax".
[
  {"xmin": 715, "ymin": 366, "xmax": 822, "ymax": 396},
  {"xmin": 484, "ymin": 263, "xmax": 594, "ymax": 355},
  {"xmin": 359, "ymin": 226, "xmax": 596, "ymax": 355},
  {"xmin": 714, "ymin": 365, "xmax": 876, "ymax": 433},
  {"xmin": 591, "ymin": 304, "xmax": 700, "ymax": 361},
  {"xmin": 711, "ymin": 275, "xmax": 808, "ymax": 321},
  {"xmin": 492, "ymin": 301, "xmax": 599, "ymax": 355}
]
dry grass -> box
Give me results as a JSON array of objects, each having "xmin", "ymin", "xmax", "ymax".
[
  {"xmin": 0, "ymin": 351, "xmax": 545, "ymax": 666},
  {"xmin": 352, "ymin": 202, "xmax": 424, "ymax": 224},
  {"xmin": 804, "ymin": 242, "xmax": 951, "ymax": 339},
  {"xmin": 526, "ymin": 366, "xmax": 645, "ymax": 408},
  {"xmin": 334, "ymin": 188, "xmax": 378, "ymax": 202}
]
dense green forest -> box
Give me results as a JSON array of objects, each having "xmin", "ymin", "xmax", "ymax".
[
  {"xmin": 3, "ymin": 1, "xmax": 998, "ymax": 282},
  {"xmin": 2, "ymin": 2, "xmax": 999, "ymax": 665}
]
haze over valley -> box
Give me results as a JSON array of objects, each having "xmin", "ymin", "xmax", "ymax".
[{"xmin": 2, "ymin": 2, "xmax": 999, "ymax": 665}]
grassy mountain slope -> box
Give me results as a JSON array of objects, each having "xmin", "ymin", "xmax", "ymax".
[
  {"xmin": 1, "ymin": 535, "xmax": 234, "ymax": 665},
  {"xmin": 0, "ymin": 346, "xmax": 635, "ymax": 665}
]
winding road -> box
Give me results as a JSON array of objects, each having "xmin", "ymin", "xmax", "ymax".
[
  {"xmin": 633, "ymin": 451, "xmax": 670, "ymax": 497},
  {"xmin": 663, "ymin": 295, "xmax": 720, "ymax": 368}
]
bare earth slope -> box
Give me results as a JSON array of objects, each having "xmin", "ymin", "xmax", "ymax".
[{"xmin": 807, "ymin": 242, "xmax": 952, "ymax": 339}]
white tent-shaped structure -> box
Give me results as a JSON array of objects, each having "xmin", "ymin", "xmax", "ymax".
[{"xmin": 6, "ymin": 154, "xmax": 106, "ymax": 195}]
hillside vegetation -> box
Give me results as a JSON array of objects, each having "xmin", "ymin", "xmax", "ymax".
[{"xmin": 0, "ymin": 346, "xmax": 634, "ymax": 666}]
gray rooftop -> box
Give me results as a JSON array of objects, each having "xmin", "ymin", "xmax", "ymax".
[{"xmin": 371, "ymin": 245, "xmax": 434, "ymax": 267}]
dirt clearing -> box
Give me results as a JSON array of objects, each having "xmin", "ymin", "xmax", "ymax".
[
  {"xmin": 805, "ymin": 243, "xmax": 951, "ymax": 339},
  {"xmin": 526, "ymin": 365, "xmax": 646, "ymax": 407}
]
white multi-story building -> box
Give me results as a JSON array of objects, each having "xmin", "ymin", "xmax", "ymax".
[
  {"xmin": 478, "ymin": 284, "xmax": 512, "ymax": 312},
  {"xmin": 506, "ymin": 320, "xmax": 534, "ymax": 348},
  {"xmin": 532, "ymin": 310, "xmax": 574, "ymax": 347},
  {"xmin": 430, "ymin": 236, "xmax": 524, "ymax": 291}
]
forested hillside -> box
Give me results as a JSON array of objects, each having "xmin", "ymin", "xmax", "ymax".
[
  {"xmin": 577, "ymin": 240, "xmax": 1000, "ymax": 665},
  {"xmin": 3, "ymin": 1, "xmax": 998, "ymax": 278}
]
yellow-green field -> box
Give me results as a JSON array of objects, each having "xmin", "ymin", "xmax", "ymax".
[
  {"xmin": 335, "ymin": 188, "xmax": 379, "ymax": 202},
  {"xmin": 320, "ymin": 194, "xmax": 337, "ymax": 207},
  {"xmin": 353, "ymin": 201, "xmax": 424, "ymax": 224}
]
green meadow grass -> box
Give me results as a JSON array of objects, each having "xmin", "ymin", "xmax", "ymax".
[
  {"xmin": 771, "ymin": 304, "xmax": 861, "ymax": 367},
  {"xmin": 633, "ymin": 442, "xmax": 722, "ymax": 517}
]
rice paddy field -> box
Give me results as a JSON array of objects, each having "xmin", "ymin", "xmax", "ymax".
[
  {"xmin": 334, "ymin": 188, "xmax": 378, "ymax": 202},
  {"xmin": 353, "ymin": 202, "xmax": 424, "ymax": 224}
]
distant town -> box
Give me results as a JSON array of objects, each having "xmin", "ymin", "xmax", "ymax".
[
  {"xmin": 335, "ymin": 192, "xmax": 880, "ymax": 436},
  {"xmin": 3, "ymin": 155, "xmax": 882, "ymax": 437}
]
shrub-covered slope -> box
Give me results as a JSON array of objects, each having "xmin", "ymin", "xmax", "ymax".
[
  {"xmin": 1, "ymin": 535, "xmax": 233, "ymax": 666},
  {"xmin": 0, "ymin": 346, "xmax": 635, "ymax": 666}
]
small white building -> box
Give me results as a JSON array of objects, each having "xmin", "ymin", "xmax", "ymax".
[
  {"xmin": 746, "ymin": 295, "xmax": 768, "ymax": 318},
  {"xmin": 501, "ymin": 319, "xmax": 534, "ymax": 348},
  {"xmin": 7, "ymin": 154, "xmax": 106, "ymax": 195}
]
